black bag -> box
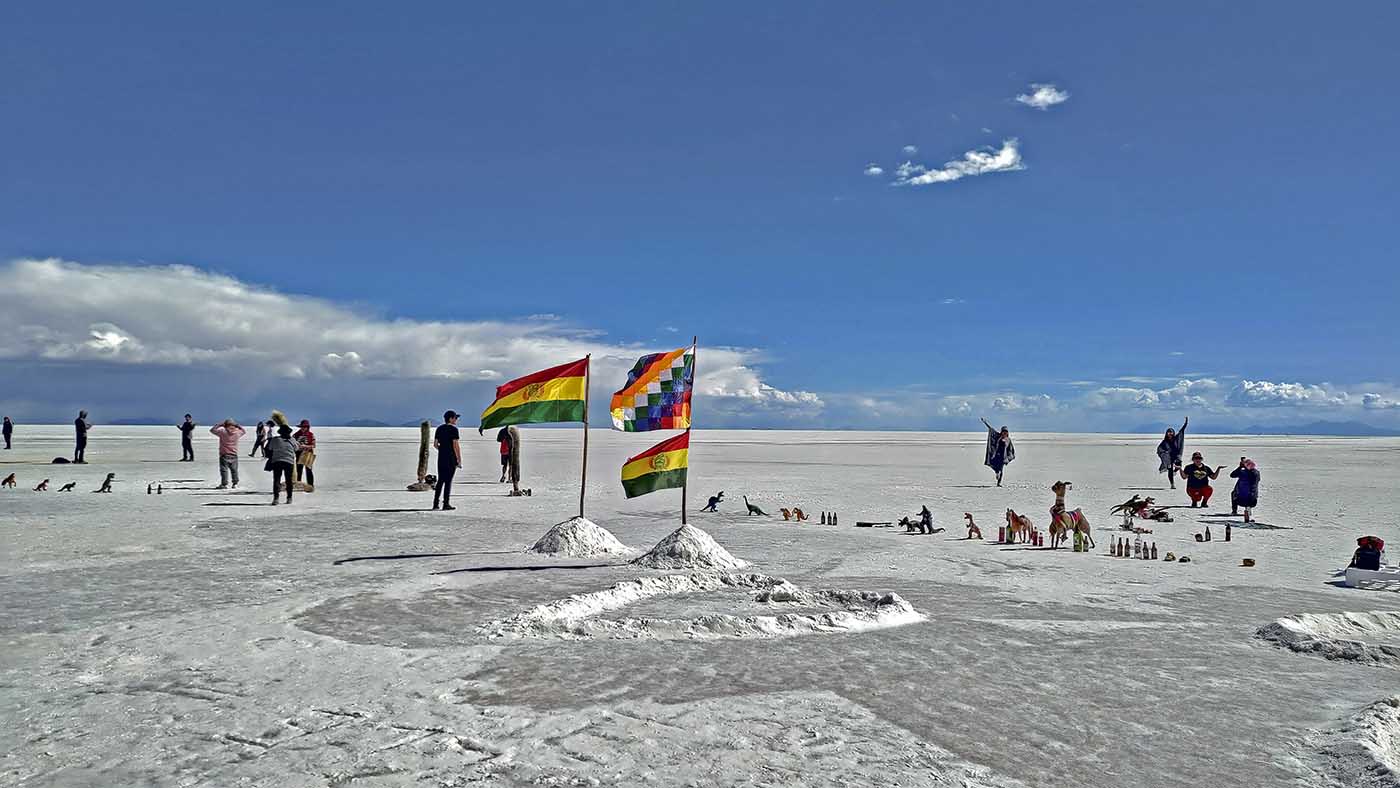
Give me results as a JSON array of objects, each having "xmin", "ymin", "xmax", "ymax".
[{"xmin": 264, "ymin": 459, "xmax": 273, "ymax": 472}]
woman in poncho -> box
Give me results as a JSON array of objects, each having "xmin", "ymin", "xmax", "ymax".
[
  {"xmin": 980, "ymin": 418, "xmax": 1014, "ymax": 487},
  {"xmin": 1156, "ymin": 417, "xmax": 1188, "ymax": 489}
]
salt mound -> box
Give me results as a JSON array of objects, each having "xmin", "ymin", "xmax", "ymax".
[
  {"xmin": 527, "ymin": 516, "xmax": 634, "ymax": 557},
  {"xmin": 630, "ymin": 524, "xmax": 749, "ymax": 570},
  {"xmin": 1307, "ymin": 696, "xmax": 1400, "ymax": 788},
  {"xmin": 1257, "ymin": 611, "xmax": 1400, "ymax": 667}
]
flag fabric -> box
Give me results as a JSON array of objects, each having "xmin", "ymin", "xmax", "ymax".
[
  {"xmin": 610, "ymin": 346, "xmax": 694, "ymax": 431},
  {"xmin": 479, "ymin": 357, "xmax": 588, "ymax": 432},
  {"xmin": 621, "ymin": 431, "xmax": 689, "ymax": 499}
]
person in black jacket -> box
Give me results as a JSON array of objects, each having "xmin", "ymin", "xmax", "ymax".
[
  {"xmin": 74, "ymin": 411, "xmax": 90, "ymax": 463},
  {"xmin": 179, "ymin": 414, "xmax": 196, "ymax": 461},
  {"xmin": 433, "ymin": 411, "xmax": 462, "ymax": 511},
  {"xmin": 2, "ymin": 416, "xmax": 12, "ymax": 450}
]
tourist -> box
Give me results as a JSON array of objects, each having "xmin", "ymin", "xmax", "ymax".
[
  {"xmin": 980, "ymin": 418, "xmax": 1014, "ymax": 487},
  {"xmin": 249, "ymin": 420, "xmax": 267, "ymax": 457},
  {"xmin": 497, "ymin": 426, "xmax": 512, "ymax": 483},
  {"xmin": 1157, "ymin": 417, "xmax": 1188, "ymax": 489},
  {"xmin": 293, "ymin": 419, "xmax": 316, "ymax": 492},
  {"xmin": 2, "ymin": 416, "xmax": 11, "ymax": 450},
  {"xmin": 74, "ymin": 410, "xmax": 90, "ymax": 463},
  {"xmin": 210, "ymin": 419, "xmax": 246, "ymax": 489},
  {"xmin": 1180, "ymin": 451, "xmax": 1223, "ymax": 508},
  {"xmin": 434, "ymin": 410, "xmax": 461, "ymax": 510},
  {"xmin": 1230, "ymin": 457, "xmax": 1261, "ymax": 522},
  {"xmin": 179, "ymin": 414, "xmax": 196, "ymax": 462},
  {"xmin": 264, "ymin": 425, "xmax": 299, "ymax": 505}
]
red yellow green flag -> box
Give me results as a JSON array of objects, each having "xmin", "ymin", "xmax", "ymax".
[
  {"xmin": 479, "ymin": 358, "xmax": 588, "ymax": 432},
  {"xmin": 620, "ymin": 431, "xmax": 689, "ymax": 499}
]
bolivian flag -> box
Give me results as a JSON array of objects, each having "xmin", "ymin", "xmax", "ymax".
[
  {"xmin": 621, "ymin": 431, "xmax": 689, "ymax": 499},
  {"xmin": 479, "ymin": 357, "xmax": 588, "ymax": 432}
]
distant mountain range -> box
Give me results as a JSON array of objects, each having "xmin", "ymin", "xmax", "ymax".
[{"xmin": 1130, "ymin": 420, "xmax": 1400, "ymax": 437}]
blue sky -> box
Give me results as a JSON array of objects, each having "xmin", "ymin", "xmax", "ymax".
[{"xmin": 2, "ymin": 2, "xmax": 1398, "ymax": 429}]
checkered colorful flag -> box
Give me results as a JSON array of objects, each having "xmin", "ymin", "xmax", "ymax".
[{"xmin": 610, "ymin": 346, "xmax": 694, "ymax": 431}]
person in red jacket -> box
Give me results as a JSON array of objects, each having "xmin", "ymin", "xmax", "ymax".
[{"xmin": 293, "ymin": 419, "xmax": 317, "ymax": 492}]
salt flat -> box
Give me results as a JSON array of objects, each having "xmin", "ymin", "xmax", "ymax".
[{"xmin": 3, "ymin": 426, "xmax": 1399, "ymax": 787}]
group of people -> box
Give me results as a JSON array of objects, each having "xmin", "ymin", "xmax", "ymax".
[
  {"xmin": 1156, "ymin": 417, "xmax": 1262, "ymax": 521},
  {"xmin": 169, "ymin": 415, "xmax": 317, "ymax": 498},
  {"xmin": 982, "ymin": 415, "xmax": 1263, "ymax": 522}
]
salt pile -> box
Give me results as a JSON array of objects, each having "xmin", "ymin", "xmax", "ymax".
[
  {"xmin": 630, "ymin": 524, "xmax": 749, "ymax": 570},
  {"xmin": 1256, "ymin": 611, "xmax": 1400, "ymax": 667},
  {"xmin": 1306, "ymin": 696, "xmax": 1400, "ymax": 788},
  {"xmin": 527, "ymin": 516, "xmax": 634, "ymax": 557}
]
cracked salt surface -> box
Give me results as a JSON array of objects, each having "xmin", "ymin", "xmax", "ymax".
[{"xmin": 7, "ymin": 426, "xmax": 1400, "ymax": 787}]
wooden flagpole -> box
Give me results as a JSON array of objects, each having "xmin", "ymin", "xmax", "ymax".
[
  {"xmin": 682, "ymin": 336, "xmax": 696, "ymax": 525},
  {"xmin": 580, "ymin": 354, "xmax": 590, "ymax": 519}
]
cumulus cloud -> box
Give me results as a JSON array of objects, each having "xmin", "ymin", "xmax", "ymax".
[
  {"xmin": 893, "ymin": 139, "xmax": 1025, "ymax": 186},
  {"xmin": 901, "ymin": 145, "xmax": 919, "ymax": 155},
  {"xmin": 1363, "ymin": 393, "xmax": 1400, "ymax": 410},
  {"xmin": 1086, "ymin": 378, "xmax": 1222, "ymax": 410},
  {"xmin": 1226, "ymin": 380, "xmax": 1349, "ymax": 408},
  {"xmin": 1015, "ymin": 83, "xmax": 1070, "ymax": 110},
  {"xmin": 863, "ymin": 163, "xmax": 884, "ymax": 176},
  {"xmin": 0, "ymin": 259, "xmax": 822, "ymax": 423}
]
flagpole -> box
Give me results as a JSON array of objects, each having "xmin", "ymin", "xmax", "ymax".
[
  {"xmin": 682, "ymin": 336, "xmax": 697, "ymax": 525},
  {"xmin": 580, "ymin": 355, "xmax": 590, "ymax": 519}
]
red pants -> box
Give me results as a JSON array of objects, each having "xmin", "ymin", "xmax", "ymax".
[{"xmin": 1188, "ymin": 485, "xmax": 1213, "ymax": 505}]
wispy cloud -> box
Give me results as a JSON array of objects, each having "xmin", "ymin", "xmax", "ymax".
[
  {"xmin": 1015, "ymin": 83, "xmax": 1069, "ymax": 110},
  {"xmin": 901, "ymin": 145, "xmax": 918, "ymax": 155},
  {"xmin": 939, "ymin": 298, "xmax": 966, "ymax": 305},
  {"xmin": 893, "ymin": 139, "xmax": 1025, "ymax": 186},
  {"xmin": 863, "ymin": 163, "xmax": 884, "ymax": 177}
]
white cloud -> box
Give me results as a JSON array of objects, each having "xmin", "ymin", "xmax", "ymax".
[
  {"xmin": 1015, "ymin": 83, "xmax": 1069, "ymax": 110},
  {"xmin": 901, "ymin": 145, "xmax": 918, "ymax": 155},
  {"xmin": 0, "ymin": 259, "xmax": 822, "ymax": 422},
  {"xmin": 1362, "ymin": 393, "xmax": 1400, "ymax": 410},
  {"xmin": 939, "ymin": 298, "xmax": 966, "ymax": 305},
  {"xmin": 1226, "ymin": 380, "xmax": 1349, "ymax": 408},
  {"xmin": 1086, "ymin": 378, "xmax": 1222, "ymax": 410},
  {"xmin": 892, "ymin": 139, "xmax": 1025, "ymax": 186},
  {"xmin": 863, "ymin": 163, "xmax": 884, "ymax": 176}
]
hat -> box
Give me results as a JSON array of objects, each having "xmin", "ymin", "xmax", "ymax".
[
  {"xmin": 1191, "ymin": 451, "xmax": 1203, "ymax": 459},
  {"xmin": 299, "ymin": 419, "xmax": 311, "ymax": 428},
  {"xmin": 444, "ymin": 410, "xmax": 459, "ymax": 421}
]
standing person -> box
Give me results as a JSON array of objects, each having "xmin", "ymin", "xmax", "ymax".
[
  {"xmin": 1180, "ymin": 451, "xmax": 1224, "ymax": 508},
  {"xmin": 264, "ymin": 425, "xmax": 299, "ymax": 505},
  {"xmin": 1230, "ymin": 457, "xmax": 1262, "ymax": 522},
  {"xmin": 433, "ymin": 410, "xmax": 462, "ymax": 511},
  {"xmin": 210, "ymin": 419, "xmax": 246, "ymax": 489},
  {"xmin": 496, "ymin": 426, "xmax": 512, "ymax": 483},
  {"xmin": 249, "ymin": 420, "xmax": 268, "ymax": 457},
  {"xmin": 2, "ymin": 416, "xmax": 12, "ymax": 450},
  {"xmin": 1157, "ymin": 417, "xmax": 1188, "ymax": 489},
  {"xmin": 293, "ymin": 420, "xmax": 317, "ymax": 492},
  {"xmin": 980, "ymin": 418, "xmax": 1014, "ymax": 487},
  {"xmin": 74, "ymin": 410, "xmax": 90, "ymax": 463},
  {"xmin": 505, "ymin": 425, "xmax": 522, "ymax": 495},
  {"xmin": 179, "ymin": 414, "xmax": 196, "ymax": 462}
]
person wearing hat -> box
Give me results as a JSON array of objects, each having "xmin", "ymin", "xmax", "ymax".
[
  {"xmin": 1180, "ymin": 451, "xmax": 1224, "ymax": 508},
  {"xmin": 433, "ymin": 411, "xmax": 462, "ymax": 510},
  {"xmin": 293, "ymin": 419, "xmax": 317, "ymax": 492},
  {"xmin": 264, "ymin": 424, "xmax": 300, "ymax": 505},
  {"xmin": 1229, "ymin": 457, "xmax": 1261, "ymax": 522}
]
